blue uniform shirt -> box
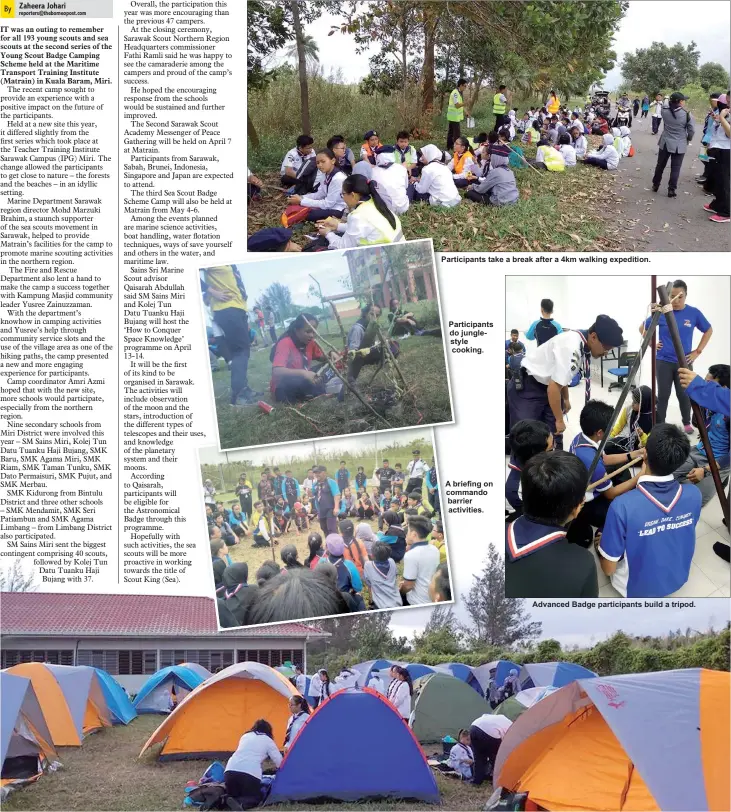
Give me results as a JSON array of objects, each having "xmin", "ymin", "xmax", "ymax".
[
  {"xmin": 569, "ymin": 432, "xmax": 611, "ymax": 502},
  {"xmin": 505, "ymin": 463, "xmax": 522, "ymax": 511},
  {"xmin": 686, "ymin": 376, "xmax": 730, "ymax": 417},
  {"xmin": 599, "ymin": 475, "xmax": 701, "ymax": 598},
  {"xmin": 644, "ymin": 305, "xmax": 711, "ymax": 364},
  {"xmin": 314, "ymin": 477, "xmax": 340, "ymax": 517}
]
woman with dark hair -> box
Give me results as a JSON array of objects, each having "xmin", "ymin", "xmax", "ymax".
[
  {"xmin": 290, "ymin": 148, "xmax": 348, "ymax": 222},
  {"xmin": 269, "ymin": 313, "xmax": 328, "ymax": 404},
  {"xmin": 388, "ymin": 297, "xmax": 418, "ymax": 337},
  {"xmin": 318, "ymin": 670, "xmax": 333, "ymax": 704},
  {"xmin": 315, "ymin": 174, "xmax": 404, "ymax": 250},
  {"xmin": 224, "ymin": 719, "xmax": 282, "ymax": 808},
  {"xmin": 283, "ymin": 696, "xmax": 310, "ymax": 751},
  {"xmin": 255, "ymin": 560, "xmax": 280, "ymax": 587},
  {"xmin": 377, "ymin": 510, "xmax": 407, "ymax": 562},
  {"xmin": 247, "ymin": 568, "xmax": 349, "ymax": 625},
  {"xmin": 447, "ymin": 136, "xmax": 476, "ymax": 188},
  {"xmin": 390, "ymin": 667, "xmax": 413, "ymax": 720},
  {"xmin": 280, "ymin": 544, "xmax": 304, "ymax": 571},
  {"xmin": 304, "ymin": 532, "xmax": 325, "ymax": 569},
  {"xmin": 703, "ymin": 93, "xmax": 730, "ymax": 223},
  {"xmin": 222, "ymin": 563, "xmax": 258, "ymax": 626},
  {"xmin": 607, "ymin": 385, "xmax": 653, "ymax": 457}
]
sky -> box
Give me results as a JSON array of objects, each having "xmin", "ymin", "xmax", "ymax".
[
  {"xmin": 198, "ymin": 427, "xmax": 434, "ymax": 467},
  {"xmin": 279, "ymin": 1, "xmax": 731, "ymax": 90}
]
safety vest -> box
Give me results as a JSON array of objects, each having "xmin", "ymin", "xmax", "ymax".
[
  {"xmin": 542, "ymin": 147, "xmax": 566, "ymax": 172},
  {"xmin": 547, "ymin": 95, "xmax": 560, "ymax": 114},
  {"xmin": 352, "ymin": 199, "xmax": 403, "ymax": 245},
  {"xmin": 453, "ymin": 151, "xmax": 474, "ymax": 175},
  {"xmin": 493, "ymin": 92, "xmax": 506, "ymax": 115},
  {"xmin": 447, "ymin": 88, "xmax": 464, "ymax": 122}
]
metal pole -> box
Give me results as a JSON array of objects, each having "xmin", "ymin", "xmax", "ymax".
[
  {"xmin": 655, "ymin": 284, "xmax": 729, "ymax": 525},
  {"xmin": 308, "ymin": 273, "xmax": 330, "ymax": 334},
  {"xmin": 586, "ymin": 299, "xmax": 668, "ymax": 480},
  {"xmin": 650, "ymin": 275, "xmax": 657, "ymax": 426}
]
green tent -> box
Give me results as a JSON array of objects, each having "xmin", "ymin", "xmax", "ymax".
[
  {"xmin": 410, "ymin": 673, "xmax": 489, "ymax": 743},
  {"xmin": 492, "ymin": 695, "xmax": 525, "ymax": 722}
]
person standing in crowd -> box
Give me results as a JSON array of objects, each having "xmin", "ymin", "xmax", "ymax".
[
  {"xmin": 425, "ymin": 458, "xmax": 440, "ymax": 515},
  {"xmin": 447, "ymin": 77, "xmax": 468, "ymax": 150},
  {"xmin": 203, "ymin": 479, "xmax": 217, "ymax": 505},
  {"xmin": 405, "ymin": 449, "xmax": 428, "ymax": 494},
  {"xmin": 400, "ymin": 515, "xmax": 440, "ymax": 606},
  {"xmin": 652, "ymin": 92, "xmax": 695, "ymax": 197},
  {"xmin": 525, "ymin": 298, "xmax": 563, "ymax": 346},
  {"xmin": 697, "ymin": 92, "xmax": 721, "ymax": 184},
  {"xmin": 313, "ymin": 466, "xmax": 341, "ymax": 535},
  {"xmin": 641, "ymin": 279, "xmax": 712, "ymax": 432},
  {"xmin": 375, "ymin": 459, "xmax": 396, "ymax": 494},
  {"xmin": 336, "ymin": 461, "xmax": 350, "ymax": 494},
  {"xmin": 308, "ymin": 669, "xmax": 324, "ymax": 709},
  {"xmin": 507, "ymin": 315, "xmax": 625, "ymax": 449},
  {"xmin": 294, "ymin": 664, "xmax": 307, "ymax": 696},
  {"xmin": 367, "ymin": 670, "xmax": 385, "ymax": 694},
  {"xmin": 224, "ymin": 719, "xmax": 282, "ymax": 808},
  {"xmin": 283, "ymin": 696, "xmax": 309, "ymax": 752},
  {"xmin": 389, "ymin": 667, "xmax": 413, "ymax": 720},
  {"xmin": 650, "ymin": 92, "xmax": 664, "ymax": 135},
  {"xmin": 317, "ymin": 670, "xmax": 333, "ymax": 705},
  {"xmin": 201, "ymin": 265, "xmax": 259, "ymax": 407},
  {"xmin": 235, "ymin": 473, "xmax": 253, "ymax": 521},
  {"xmin": 492, "ymin": 84, "xmax": 509, "ymax": 130},
  {"xmin": 468, "ymin": 713, "xmax": 513, "ymax": 785},
  {"xmin": 703, "ymin": 93, "xmax": 730, "ymax": 224},
  {"xmin": 641, "ymin": 94, "xmax": 650, "ymax": 119}
]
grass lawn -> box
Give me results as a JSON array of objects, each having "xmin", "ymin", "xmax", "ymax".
[
  {"xmin": 249, "ymin": 137, "xmax": 629, "ymax": 253},
  {"xmin": 213, "ymin": 307, "xmax": 453, "ymax": 449},
  {"xmin": 4, "ymin": 715, "xmax": 490, "ymax": 811}
]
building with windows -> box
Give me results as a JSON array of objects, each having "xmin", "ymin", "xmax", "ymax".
[{"xmin": 0, "ymin": 593, "xmax": 329, "ymax": 692}]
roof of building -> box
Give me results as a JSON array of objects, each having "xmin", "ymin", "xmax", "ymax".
[{"xmin": 0, "ymin": 593, "xmax": 330, "ymax": 639}]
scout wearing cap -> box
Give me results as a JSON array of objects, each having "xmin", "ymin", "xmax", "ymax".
[
  {"xmin": 507, "ymin": 315, "xmax": 624, "ymax": 449},
  {"xmin": 247, "ymin": 227, "xmax": 300, "ymax": 253},
  {"xmin": 360, "ymin": 130, "xmax": 383, "ymax": 166},
  {"xmin": 406, "ymin": 449, "xmax": 428, "ymax": 495}
]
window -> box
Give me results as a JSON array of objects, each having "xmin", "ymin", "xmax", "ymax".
[
  {"xmin": 159, "ymin": 650, "xmax": 234, "ymax": 671},
  {"xmin": 77, "ymin": 650, "xmax": 120, "ymax": 673},
  {"xmin": 1, "ymin": 650, "xmax": 73, "ymax": 668},
  {"xmin": 117, "ymin": 650, "xmax": 158, "ymax": 675},
  {"xmin": 236, "ymin": 649, "xmax": 299, "ymax": 667}
]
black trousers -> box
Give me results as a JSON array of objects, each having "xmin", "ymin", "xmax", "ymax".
[
  {"xmin": 469, "ymin": 726, "xmax": 501, "ymax": 785},
  {"xmin": 429, "ymin": 487, "xmax": 441, "ymax": 515},
  {"xmin": 656, "ymin": 359, "xmax": 693, "ymax": 424},
  {"xmin": 566, "ymin": 495, "xmax": 610, "ymax": 547},
  {"xmin": 213, "ymin": 308, "xmax": 251, "ymax": 405},
  {"xmin": 347, "ymin": 346, "xmax": 382, "ymax": 385},
  {"xmin": 651, "ymin": 116, "xmax": 662, "ymax": 134},
  {"xmin": 706, "ymin": 147, "xmax": 730, "ymax": 217},
  {"xmin": 319, "ymin": 515, "xmax": 337, "ymax": 535},
  {"xmin": 507, "ymin": 373, "xmax": 563, "ymax": 449},
  {"xmin": 406, "ymin": 477, "xmax": 423, "ymax": 495},
  {"xmin": 224, "ymin": 771, "xmax": 262, "ymax": 809},
  {"xmin": 652, "ymin": 146, "xmax": 685, "ymax": 193},
  {"xmin": 465, "ymin": 189, "xmax": 490, "ymax": 204},
  {"xmin": 447, "ymin": 121, "xmax": 461, "ymax": 151},
  {"xmin": 494, "ymin": 114, "xmax": 506, "ymax": 131}
]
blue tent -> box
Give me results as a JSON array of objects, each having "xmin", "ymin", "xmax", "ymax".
[
  {"xmin": 265, "ymin": 689, "xmax": 439, "ymax": 804},
  {"xmin": 404, "ymin": 663, "xmax": 437, "ymax": 681},
  {"xmin": 522, "ymin": 662, "xmax": 597, "ymax": 689},
  {"xmin": 473, "ymin": 660, "xmax": 528, "ymax": 695},
  {"xmin": 93, "ymin": 668, "xmax": 137, "ymax": 724},
  {"xmin": 435, "ymin": 663, "xmax": 484, "ymax": 696},
  {"xmin": 133, "ymin": 665, "xmax": 206, "ymax": 713},
  {"xmin": 351, "ymin": 659, "xmax": 398, "ymax": 686}
]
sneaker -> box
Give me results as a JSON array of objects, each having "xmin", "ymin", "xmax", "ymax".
[
  {"xmin": 668, "ymin": 190, "xmax": 677, "ymax": 198},
  {"xmin": 710, "ymin": 214, "xmax": 730, "ymax": 223},
  {"xmin": 652, "ymin": 184, "xmax": 659, "ymax": 192},
  {"xmin": 683, "ymin": 424, "xmax": 694, "ymax": 434},
  {"xmin": 703, "ymin": 203, "xmax": 714, "ymax": 212},
  {"xmin": 242, "ymin": 386, "xmax": 264, "ymax": 399},
  {"xmin": 713, "ymin": 541, "xmax": 730, "ymax": 563}
]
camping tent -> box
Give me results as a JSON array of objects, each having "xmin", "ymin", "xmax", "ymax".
[
  {"xmin": 473, "ymin": 661, "xmax": 528, "ymax": 696},
  {"xmin": 410, "ymin": 673, "xmax": 488, "ymax": 743},
  {"xmin": 351, "ymin": 659, "xmax": 398, "ymax": 686},
  {"xmin": 1, "ymin": 672, "xmax": 57, "ymax": 789},
  {"xmin": 495, "ymin": 668, "xmax": 729, "ymax": 812},
  {"xmin": 178, "ymin": 663, "xmax": 211, "ymax": 681},
  {"xmin": 522, "ymin": 661, "xmax": 597, "ymax": 689},
  {"xmin": 433, "ymin": 663, "xmax": 484, "ymax": 696},
  {"xmin": 4, "ymin": 663, "xmax": 112, "ymax": 747},
  {"xmin": 492, "ymin": 686, "xmax": 559, "ymax": 722},
  {"xmin": 93, "ymin": 669, "xmax": 137, "ymax": 725},
  {"xmin": 404, "ymin": 663, "xmax": 437, "ymax": 682},
  {"xmin": 139, "ymin": 662, "xmax": 298, "ymax": 760},
  {"xmin": 265, "ymin": 688, "xmax": 439, "ymax": 804},
  {"xmin": 133, "ymin": 665, "xmax": 207, "ymax": 713}
]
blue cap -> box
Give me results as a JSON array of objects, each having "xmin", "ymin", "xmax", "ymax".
[
  {"xmin": 375, "ymin": 145, "xmax": 395, "ymax": 154},
  {"xmin": 247, "ymin": 227, "xmax": 293, "ymax": 253}
]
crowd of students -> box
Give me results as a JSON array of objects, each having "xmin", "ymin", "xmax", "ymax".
[
  {"xmin": 505, "ymin": 291, "xmax": 730, "ymax": 599},
  {"xmin": 206, "ymin": 454, "xmax": 449, "ymax": 626}
]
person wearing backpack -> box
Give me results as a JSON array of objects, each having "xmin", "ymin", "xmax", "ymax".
[
  {"xmin": 317, "ymin": 534, "xmax": 366, "ymax": 610},
  {"xmin": 224, "ymin": 719, "xmax": 282, "ymax": 809},
  {"xmin": 339, "ymin": 518, "xmax": 369, "ymax": 578},
  {"xmin": 525, "ymin": 299, "xmax": 563, "ymax": 346},
  {"xmin": 652, "ymin": 92, "xmax": 696, "ymax": 198}
]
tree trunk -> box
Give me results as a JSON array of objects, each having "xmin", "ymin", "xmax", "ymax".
[
  {"xmin": 247, "ymin": 110, "xmax": 260, "ymax": 150},
  {"xmin": 420, "ymin": 7, "xmax": 440, "ymax": 114},
  {"xmin": 467, "ymin": 73, "xmax": 484, "ymax": 115},
  {"xmin": 290, "ymin": 0, "xmax": 311, "ymax": 134}
]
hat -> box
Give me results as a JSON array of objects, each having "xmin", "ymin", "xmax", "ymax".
[
  {"xmin": 247, "ymin": 227, "xmax": 293, "ymax": 253},
  {"xmin": 325, "ymin": 534, "xmax": 345, "ymax": 556},
  {"xmin": 408, "ymin": 491, "xmax": 422, "ymax": 500},
  {"xmin": 591, "ymin": 314, "xmax": 624, "ymax": 348},
  {"xmin": 294, "ymin": 501, "xmax": 303, "ymax": 511},
  {"xmin": 489, "ymin": 142, "xmax": 511, "ymax": 158},
  {"xmin": 364, "ymin": 130, "xmax": 378, "ymax": 140},
  {"xmin": 669, "ymin": 92, "xmax": 688, "ymax": 103},
  {"xmin": 412, "ymin": 449, "xmax": 421, "ymax": 455}
]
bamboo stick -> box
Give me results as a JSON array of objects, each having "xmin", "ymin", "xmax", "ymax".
[{"xmin": 587, "ymin": 456, "xmax": 640, "ymax": 491}]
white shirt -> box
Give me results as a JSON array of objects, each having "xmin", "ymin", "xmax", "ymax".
[
  {"xmin": 559, "ymin": 144, "xmax": 577, "ymax": 167},
  {"xmin": 280, "ymin": 147, "xmax": 309, "ymax": 176},
  {"xmin": 371, "ymin": 164, "xmax": 410, "ymax": 215},
  {"xmin": 300, "ymin": 171, "xmax": 347, "ymax": 212},
  {"xmin": 522, "ymin": 330, "xmax": 586, "ymax": 387},
  {"xmin": 402, "ymin": 542, "xmax": 440, "ymax": 605},
  {"xmin": 413, "ymin": 162, "xmax": 461, "ymax": 207},
  {"xmin": 302, "ymin": 477, "xmax": 315, "ymax": 494},
  {"xmin": 283, "ymin": 712, "xmax": 308, "ymax": 751},
  {"xmin": 407, "ymin": 458, "xmax": 428, "ymax": 479},
  {"xmin": 652, "ymin": 100, "xmax": 663, "ymax": 117},
  {"xmin": 325, "ymin": 202, "xmax": 404, "ymax": 250},
  {"xmin": 367, "ymin": 675, "xmax": 385, "ymax": 694},
  {"xmin": 390, "ymin": 679, "xmax": 412, "ymax": 718},
  {"xmin": 225, "ymin": 731, "xmax": 282, "ymax": 779},
  {"xmin": 471, "ymin": 713, "xmax": 513, "ymax": 739},
  {"xmin": 308, "ymin": 673, "xmax": 322, "ymax": 697},
  {"xmin": 335, "ymin": 669, "xmax": 359, "ymax": 690},
  {"xmin": 295, "ymin": 673, "xmax": 307, "ymax": 694}
]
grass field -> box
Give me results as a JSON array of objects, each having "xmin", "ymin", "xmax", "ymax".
[
  {"xmin": 4, "ymin": 715, "xmax": 490, "ymax": 811},
  {"xmin": 213, "ymin": 305, "xmax": 453, "ymax": 449},
  {"xmin": 248, "ymin": 136, "xmax": 627, "ymax": 254}
]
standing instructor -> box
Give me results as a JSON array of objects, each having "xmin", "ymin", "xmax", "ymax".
[
  {"xmin": 447, "ymin": 77, "xmax": 468, "ymax": 151},
  {"xmin": 492, "ymin": 84, "xmax": 509, "ymax": 131}
]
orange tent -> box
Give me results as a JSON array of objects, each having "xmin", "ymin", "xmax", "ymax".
[
  {"xmin": 140, "ymin": 662, "xmax": 299, "ymax": 760},
  {"xmin": 5, "ymin": 663, "xmax": 112, "ymax": 747}
]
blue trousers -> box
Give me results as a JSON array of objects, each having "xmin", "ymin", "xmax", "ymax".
[{"xmin": 507, "ymin": 373, "xmax": 563, "ymax": 449}]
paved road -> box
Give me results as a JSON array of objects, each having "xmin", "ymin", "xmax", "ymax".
[{"xmin": 604, "ymin": 109, "xmax": 730, "ymax": 252}]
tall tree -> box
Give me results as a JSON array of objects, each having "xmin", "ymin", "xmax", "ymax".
[
  {"xmin": 290, "ymin": 0, "xmax": 311, "ymax": 133},
  {"xmin": 621, "ymin": 41, "xmax": 701, "ymax": 92},
  {"xmin": 413, "ymin": 605, "xmax": 463, "ymax": 657},
  {"xmin": 257, "ymin": 282, "xmax": 294, "ymax": 320},
  {"xmin": 463, "ymin": 544, "xmax": 542, "ymax": 647},
  {"xmin": 285, "ymin": 32, "xmax": 320, "ymax": 74},
  {"xmin": 0, "ymin": 560, "xmax": 39, "ymax": 592},
  {"xmin": 698, "ymin": 61, "xmax": 730, "ymax": 92}
]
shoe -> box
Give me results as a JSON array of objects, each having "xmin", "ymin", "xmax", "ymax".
[
  {"xmin": 668, "ymin": 190, "xmax": 677, "ymax": 198},
  {"xmin": 713, "ymin": 541, "xmax": 730, "ymax": 563},
  {"xmin": 703, "ymin": 203, "xmax": 714, "ymax": 212},
  {"xmin": 710, "ymin": 214, "xmax": 730, "ymax": 223},
  {"xmin": 683, "ymin": 424, "xmax": 694, "ymax": 434},
  {"xmin": 242, "ymin": 386, "xmax": 264, "ymax": 399},
  {"xmin": 652, "ymin": 185, "xmax": 659, "ymax": 192}
]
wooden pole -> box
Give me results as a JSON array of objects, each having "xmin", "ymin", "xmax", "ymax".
[
  {"xmin": 328, "ymin": 301, "xmax": 348, "ymax": 350},
  {"xmin": 655, "ymin": 284, "xmax": 729, "ymax": 525},
  {"xmin": 587, "ymin": 456, "xmax": 639, "ymax": 491}
]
